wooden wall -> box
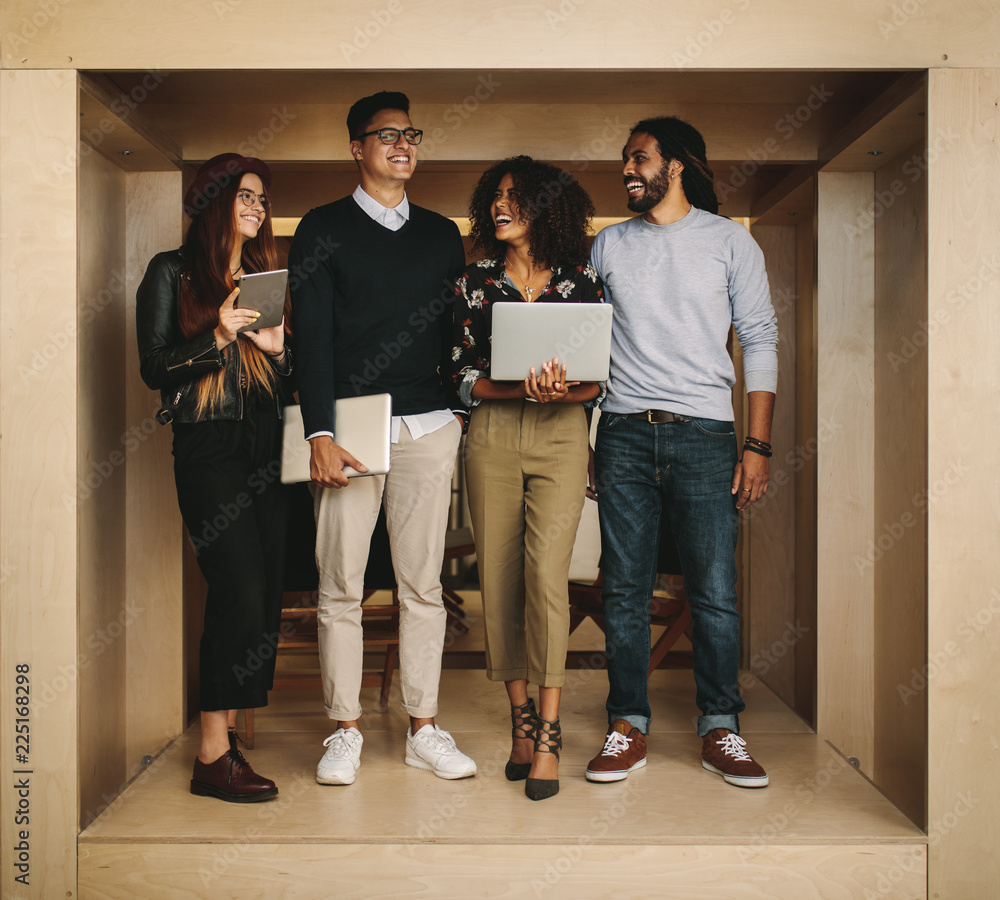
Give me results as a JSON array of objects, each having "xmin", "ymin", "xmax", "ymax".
[
  {"xmin": 123, "ymin": 172, "xmax": 186, "ymax": 781},
  {"xmin": 0, "ymin": 69, "xmax": 79, "ymax": 899},
  {"xmin": 77, "ymin": 144, "xmax": 128, "ymax": 826},
  {"xmin": 925, "ymin": 67, "xmax": 1000, "ymax": 898},
  {"xmin": 0, "ymin": 2, "xmax": 999, "ymax": 896},
  {"xmin": 816, "ymin": 172, "xmax": 876, "ymax": 776},
  {"xmin": 873, "ymin": 141, "xmax": 928, "ymax": 826},
  {"xmin": 2, "ymin": 0, "xmax": 998, "ymax": 69},
  {"xmin": 747, "ymin": 225, "xmax": 800, "ymax": 711},
  {"xmin": 793, "ymin": 215, "xmax": 818, "ymax": 727}
]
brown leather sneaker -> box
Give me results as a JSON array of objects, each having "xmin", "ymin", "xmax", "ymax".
[
  {"xmin": 585, "ymin": 719, "xmax": 647, "ymax": 783},
  {"xmin": 701, "ymin": 729, "xmax": 768, "ymax": 788},
  {"xmin": 190, "ymin": 749, "xmax": 278, "ymax": 802}
]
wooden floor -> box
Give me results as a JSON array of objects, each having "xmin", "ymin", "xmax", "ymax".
[{"xmin": 79, "ymin": 593, "xmax": 926, "ymax": 899}]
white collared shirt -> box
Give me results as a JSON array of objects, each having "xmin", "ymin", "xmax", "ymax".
[
  {"xmin": 352, "ymin": 184, "xmax": 409, "ymax": 231},
  {"xmin": 305, "ymin": 187, "xmax": 455, "ymax": 445}
]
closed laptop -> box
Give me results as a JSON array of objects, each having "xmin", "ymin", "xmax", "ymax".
[
  {"xmin": 280, "ymin": 394, "xmax": 392, "ymax": 484},
  {"xmin": 490, "ymin": 302, "xmax": 613, "ymax": 382}
]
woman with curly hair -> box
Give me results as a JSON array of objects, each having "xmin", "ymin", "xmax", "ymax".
[
  {"xmin": 136, "ymin": 153, "xmax": 292, "ymax": 802},
  {"xmin": 452, "ymin": 156, "xmax": 605, "ymax": 801}
]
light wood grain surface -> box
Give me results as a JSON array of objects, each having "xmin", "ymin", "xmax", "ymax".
[
  {"xmin": 78, "ymin": 842, "xmax": 926, "ymax": 899},
  {"xmin": 925, "ymin": 67, "xmax": 1000, "ymax": 900},
  {"xmin": 748, "ymin": 225, "xmax": 798, "ymax": 709},
  {"xmin": 872, "ymin": 141, "xmax": 928, "ymax": 828},
  {"xmin": 2, "ymin": 0, "xmax": 998, "ymax": 69},
  {"xmin": 816, "ymin": 172, "xmax": 876, "ymax": 777},
  {"xmin": 124, "ymin": 171, "xmax": 186, "ymax": 790},
  {"xmin": 0, "ymin": 68, "xmax": 80, "ymax": 900}
]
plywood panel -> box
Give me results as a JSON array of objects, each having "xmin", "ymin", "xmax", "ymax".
[
  {"xmin": 873, "ymin": 141, "xmax": 928, "ymax": 827},
  {"xmin": 816, "ymin": 172, "xmax": 875, "ymax": 775},
  {"xmin": 132, "ymin": 100, "xmax": 833, "ymax": 164},
  {"xmin": 78, "ymin": 842, "xmax": 926, "ymax": 899},
  {"xmin": 793, "ymin": 215, "xmax": 818, "ymax": 727},
  {"xmin": 0, "ymin": 68, "xmax": 79, "ymax": 899},
  {"xmin": 77, "ymin": 144, "xmax": 128, "ymax": 828},
  {"xmin": 925, "ymin": 67, "xmax": 1000, "ymax": 899},
  {"xmin": 80, "ymin": 676, "xmax": 916, "ymax": 846},
  {"xmin": 2, "ymin": 0, "xmax": 998, "ymax": 69},
  {"xmin": 124, "ymin": 171, "xmax": 186, "ymax": 782},
  {"xmin": 748, "ymin": 225, "xmax": 797, "ymax": 707}
]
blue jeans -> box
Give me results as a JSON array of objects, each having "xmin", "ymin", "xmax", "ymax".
[{"xmin": 594, "ymin": 412, "xmax": 743, "ymax": 737}]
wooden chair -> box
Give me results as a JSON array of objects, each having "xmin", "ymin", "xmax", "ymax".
[
  {"xmin": 241, "ymin": 498, "xmax": 401, "ymax": 750},
  {"xmin": 565, "ymin": 456, "xmax": 693, "ymax": 675},
  {"xmin": 568, "ymin": 571, "xmax": 693, "ymax": 676},
  {"xmin": 242, "ymin": 590, "xmax": 399, "ymax": 749},
  {"xmin": 441, "ymin": 526, "xmax": 476, "ymax": 634}
]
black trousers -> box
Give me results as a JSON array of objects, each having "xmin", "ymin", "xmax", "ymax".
[{"xmin": 172, "ymin": 396, "xmax": 289, "ymax": 711}]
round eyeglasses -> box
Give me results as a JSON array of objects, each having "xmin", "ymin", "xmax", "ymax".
[
  {"xmin": 236, "ymin": 189, "xmax": 270, "ymax": 211},
  {"xmin": 355, "ymin": 128, "xmax": 423, "ymax": 145}
]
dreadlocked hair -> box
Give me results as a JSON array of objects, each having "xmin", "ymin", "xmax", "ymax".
[
  {"xmin": 468, "ymin": 155, "xmax": 595, "ymax": 269},
  {"xmin": 178, "ymin": 175, "xmax": 283, "ymax": 417},
  {"xmin": 631, "ymin": 116, "xmax": 719, "ymax": 215}
]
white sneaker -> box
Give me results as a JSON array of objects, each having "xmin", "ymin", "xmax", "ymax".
[
  {"xmin": 405, "ymin": 724, "xmax": 477, "ymax": 780},
  {"xmin": 316, "ymin": 727, "xmax": 363, "ymax": 785}
]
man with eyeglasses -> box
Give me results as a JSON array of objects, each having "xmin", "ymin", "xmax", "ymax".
[{"xmin": 290, "ymin": 91, "xmax": 475, "ymax": 787}]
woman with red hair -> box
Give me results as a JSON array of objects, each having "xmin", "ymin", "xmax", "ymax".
[{"xmin": 136, "ymin": 153, "xmax": 292, "ymax": 802}]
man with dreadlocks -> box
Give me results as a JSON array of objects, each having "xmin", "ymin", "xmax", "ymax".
[{"xmin": 584, "ymin": 116, "xmax": 777, "ymax": 789}]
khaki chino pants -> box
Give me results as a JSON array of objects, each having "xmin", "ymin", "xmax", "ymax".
[
  {"xmin": 313, "ymin": 418, "xmax": 461, "ymax": 720},
  {"xmin": 465, "ymin": 400, "xmax": 589, "ymax": 687}
]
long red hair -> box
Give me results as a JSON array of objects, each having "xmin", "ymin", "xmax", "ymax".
[{"xmin": 178, "ymin": 174, "xmax": 286, "ymax": 415}]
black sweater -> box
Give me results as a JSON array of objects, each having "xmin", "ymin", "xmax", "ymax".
[{"xmin": 288, "ymin": 196, "xmax": 466, "ymax": 438}]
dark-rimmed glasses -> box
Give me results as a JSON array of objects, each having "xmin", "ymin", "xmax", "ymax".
[
  {"xmin": 236, "ymin": 188, "xmax": 270, "ymax": 211},
  {"xmin": 355, "ymin": 128, "xmax": 423, "ymax": 145}
]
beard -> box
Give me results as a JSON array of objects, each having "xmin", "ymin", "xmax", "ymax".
[{"xmin": 626, "ymin": 163, "xmax": 672, "ymax": 213}]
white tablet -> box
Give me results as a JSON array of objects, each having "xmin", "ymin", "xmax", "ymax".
[
  {"xmin": 235, "ymin": 269, "xmax": 288, "ymax": 332},
  {"xmin": 280, "ymin": 395, "xmax": 392, "ymax": 484},
  {"xmin": 490, "ymin": 302, "xmax": 614, "ymax": 382}
]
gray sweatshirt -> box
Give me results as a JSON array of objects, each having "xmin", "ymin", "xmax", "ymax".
[{"xmin": 591, "ymin": 206, "xmax": 778, "ymax": 420}]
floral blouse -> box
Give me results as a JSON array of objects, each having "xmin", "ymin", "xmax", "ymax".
[{"xmin": 451, "ymin": 257, "xmax": 606, "ymax": 408}]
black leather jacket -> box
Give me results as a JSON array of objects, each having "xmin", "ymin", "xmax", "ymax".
[{"xmin": 136, "ymin": 249, "xmax": 293, "ymax": 424}]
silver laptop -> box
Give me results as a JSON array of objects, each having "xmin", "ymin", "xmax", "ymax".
[
  {"xmin": 280, "ymin": 394, "xmax": 392, "ymax": 484},
  {"xmin": 490, "ymin": 303, "xmax": 614, "ymax": 382}
]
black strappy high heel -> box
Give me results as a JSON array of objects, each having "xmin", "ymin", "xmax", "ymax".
[
  {"xmin": 505, "ymin": 698, "xmax": 540, "ymax": 781},
  {"xmin": 525, "ymin": 717, "xmax": 562, "ymax": 801}
]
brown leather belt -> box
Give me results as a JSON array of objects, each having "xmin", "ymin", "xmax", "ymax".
[{"xmin": 626, "ymin": 409, "xmax": 688, "ymax": 424}]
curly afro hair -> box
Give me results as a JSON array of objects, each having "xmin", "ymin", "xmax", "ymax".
[{"xmin": 468, "ymin": 156, "xmax": 595, "ymax": 269}]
